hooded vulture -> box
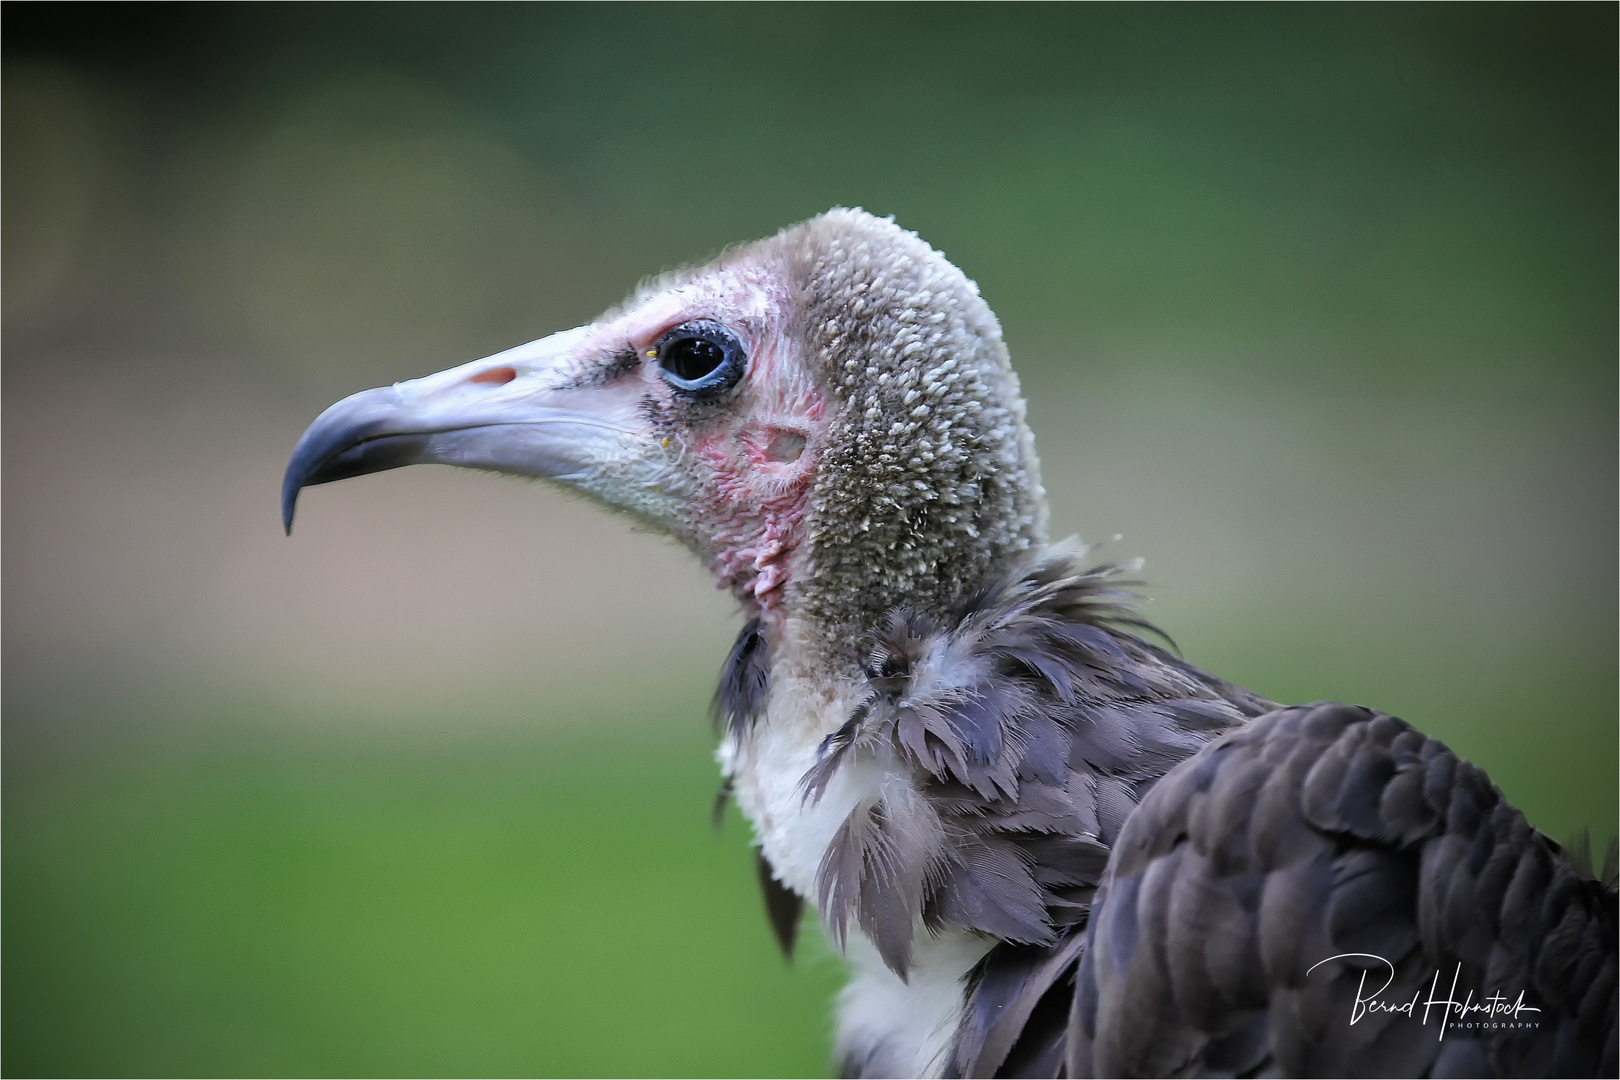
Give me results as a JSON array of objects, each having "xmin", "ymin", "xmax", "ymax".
[{"xmin": 284, "ymin": 209, "xmax": 1616, "ymax": 1079}]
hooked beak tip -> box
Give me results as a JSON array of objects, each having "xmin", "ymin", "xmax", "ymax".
[
  {"xmin": 281, "ymin": 465, "xmax": 302, "ymax": 535},
  {"xmin": 280, "ymin": 384, "xmax": 427, "ymax": 536}
]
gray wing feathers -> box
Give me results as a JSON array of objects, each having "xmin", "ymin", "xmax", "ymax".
[
  {"xmin": 948, "ymin": 932, "xmax": 1089, "ymax": 1078},
  {"xmin": 715, "ymin": 617, "xmax": 771, "ymax": 738},
  {"xmin": 803, "ymin": 555, "xmax": 1266, "ymax": 984},
  {"xmin": 1070, "ymin": 702, "xmax": 1618, "ymax": 1079},
  {"xmin": 807, "ymin": 553, "xmax": 1268, "ymax": 1078},
  {"xmin": 731, "ymin": 554, "xmax": 1612, "ymax": 1077},
  {"xmin": 755, "ymin": 850, "xmax": 803, "ymax": 959}
]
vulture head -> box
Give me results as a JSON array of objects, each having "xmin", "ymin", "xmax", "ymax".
[{"xmin": 285, "ymin": 209, "xmax": 1047, "ymax": 670}]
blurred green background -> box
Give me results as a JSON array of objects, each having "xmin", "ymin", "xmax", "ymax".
[{"xmin": 4, "ymin": 4, "xmax": 1615, "ymax": 1077}]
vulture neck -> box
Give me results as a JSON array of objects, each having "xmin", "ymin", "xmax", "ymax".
[{"xmin": 766, "ymin": 507, "xmax": 1051, "ymax": 681}]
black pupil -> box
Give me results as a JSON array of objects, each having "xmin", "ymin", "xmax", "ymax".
[{"xmin": 665, "ymin": 336, "xmax": 725, "ymax": 381}]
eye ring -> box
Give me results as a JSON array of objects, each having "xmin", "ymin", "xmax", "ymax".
[{"xmin": 655, "ymin": 320, "xmax": 746, "ymax": 397}]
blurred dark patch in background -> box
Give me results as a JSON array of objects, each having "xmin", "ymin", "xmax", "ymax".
[{"xmin": 4, "ymin": 5, "xmax": 1614, "ymax": 1076}]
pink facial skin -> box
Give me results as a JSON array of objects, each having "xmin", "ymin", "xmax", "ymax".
[
  {"xmin": 593, "ymin": 261, "xmax": 831, "ymax": 624},
  {"xmin": 692, "ymin": 401, "xmax": 824, "ymax": 614}
]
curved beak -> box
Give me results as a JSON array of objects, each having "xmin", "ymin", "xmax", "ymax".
[{"xmin": 282, "ymin": 327, "xmax": 646, "ymax": 533}]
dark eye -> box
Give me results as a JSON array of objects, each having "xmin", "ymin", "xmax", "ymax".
[{"xmin": 656, "ymin": 320, "xmax": 746, "ymax": 396}]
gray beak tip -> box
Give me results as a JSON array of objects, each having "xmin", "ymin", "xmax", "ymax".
[
  {"xmin": 281, "ymin": 385, "xmax": 437, "ymax": 536},
  {"xmin": 281, "ymin": 432, "xmax": 320, "ymax": 535}
]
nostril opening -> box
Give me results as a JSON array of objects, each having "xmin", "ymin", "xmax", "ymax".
[
  {"xmin": 765, "ymin": 430, "xmax": 807, "ymax": 463},
  {"xmin": 469, "ymin": 366, "xmax": 517, "ymax": 386}
]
